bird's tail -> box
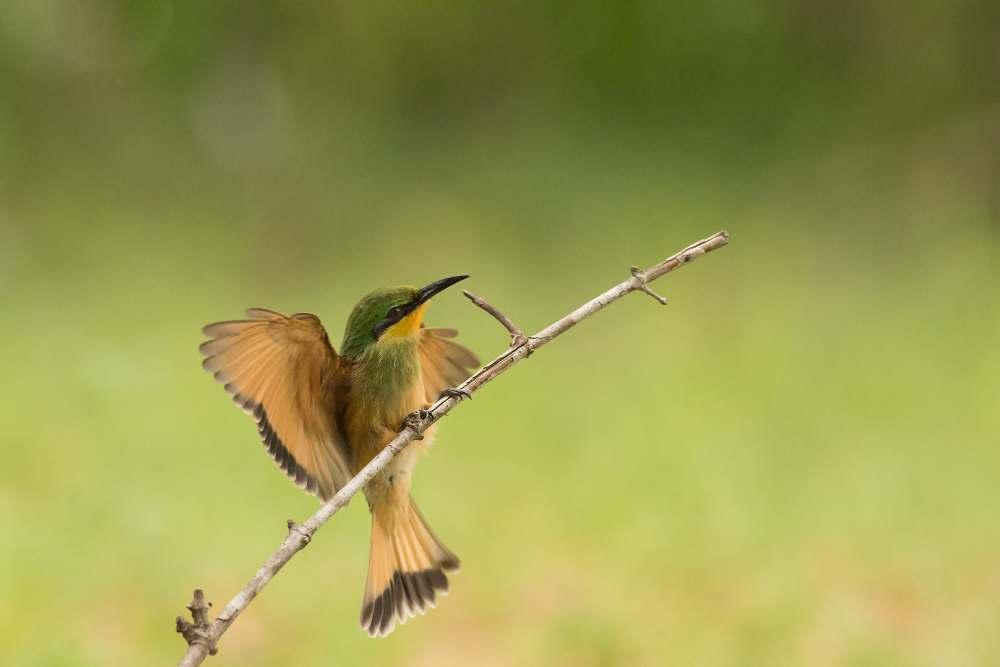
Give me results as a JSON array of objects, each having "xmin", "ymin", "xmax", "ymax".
[{"xmin": 361, "ymin": 496, "xmax": 459, "ymax": 637}]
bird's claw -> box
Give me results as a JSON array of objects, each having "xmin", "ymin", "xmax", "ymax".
[
  {"xmin": 439, "ymin": 387, "xmax": 472, "ymax": 402},
  {"xmin": 402, "ymin": 410, "xmax": 432, "ymax": 439}
]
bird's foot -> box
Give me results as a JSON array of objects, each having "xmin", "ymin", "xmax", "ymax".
[
  {"xmin": 439, "ymin": 387, "xmax": 472, "ymax": 402},
  {"xmin": 402, "ymin": 410, "xmax": 432, "ymax": 439}
]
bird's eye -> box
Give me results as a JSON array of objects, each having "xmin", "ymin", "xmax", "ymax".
[{"xmin": 386, "ymin": 306, "xmax": 402, "ymax": 319}]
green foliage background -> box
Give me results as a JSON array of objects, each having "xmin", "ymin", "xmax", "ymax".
[{"xmin": 1, "ymin": 2, "xmax": 998, "ymax": 665}]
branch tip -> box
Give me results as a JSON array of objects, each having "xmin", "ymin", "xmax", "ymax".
[
  {"xmin": 463, "ymin": 289, "xmax": 526, "ymax": 346},
  {"xmin": 177, "ymin": 589, "xmax": 217, "ymax": 655}
]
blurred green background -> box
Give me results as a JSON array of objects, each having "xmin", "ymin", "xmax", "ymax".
[{"xmin": 1, "ymin": 2, "xmax": 998, "ymax": 665}]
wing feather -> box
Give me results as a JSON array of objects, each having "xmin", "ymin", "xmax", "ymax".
[
  {"xmin": 418, "ymin": 327, "xmax": 480, "ymax": 402},
  {"xmin": 200, "ymin": 309, "xmax": 352, "ymax": 500}
]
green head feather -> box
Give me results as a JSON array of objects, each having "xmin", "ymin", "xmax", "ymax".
[
  {"xmin": 340, "ymin": 286, "xmax": 420, "ymax": 359},
  {"xmin": 340, "ymin": 276, "xmax": 468, "ymax": 360}
]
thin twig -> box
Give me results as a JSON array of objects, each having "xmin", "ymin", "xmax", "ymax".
[
  {"xmin": 176, "ymin": 230, "xmax": 730, "ymax": 666},
  {"xmin": 630, "ymin": 266, "xmax": 669, "ymax": 305},
  {"xmin": 462, "ymin": 289, "xmax": 527, "ymax": 346}
]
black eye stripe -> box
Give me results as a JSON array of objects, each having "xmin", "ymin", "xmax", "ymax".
[{"xmin": 373, "ymin": 303, "xmax": 413, "ymax": 339}]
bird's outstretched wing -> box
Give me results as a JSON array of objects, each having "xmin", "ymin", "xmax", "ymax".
[
  {"xmin": 418, "ymin": 327, "xmax": 480, "ymax": 402},
  {"xmin": 200, "ymin": 308, "xmax": 352, "ymax": 500}
]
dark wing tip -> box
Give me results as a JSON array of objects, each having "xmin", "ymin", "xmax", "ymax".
[{"xmin": 256, "ymin": 405, "xmax": 325, "ymax": 499}]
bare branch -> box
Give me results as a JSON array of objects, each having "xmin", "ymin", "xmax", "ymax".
[
  {"xmin": 630, "ymin": 266, "xmax": 669, "ymax": 305},
  {"xmin": 462, "ymin": 289, "xmax": 527, "ymax": 346},
  {"xmin": 176, "ymin": 230, "xmax": 730, "ymax": 666},
  {"xmin": 176, "ymin": 590, "xmax": 216, "ymax": 657}
]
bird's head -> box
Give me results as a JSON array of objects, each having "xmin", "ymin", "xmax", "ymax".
[{"xmin": 341, "ymin": 275, "xmax": 468, "ymax": 358}]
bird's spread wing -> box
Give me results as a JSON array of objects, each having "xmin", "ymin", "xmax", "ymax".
[
  {"xmin": 418, "ymin": 327, "xmax": 480, "ymax": 402},
  {"xmin": 200, "ymin": 308, "xmax": 352, "ymax": 500}
]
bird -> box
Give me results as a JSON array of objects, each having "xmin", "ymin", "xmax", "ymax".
[{"xmin": 199, "ymin": 275, "xmax": 479, "ymax": 637}]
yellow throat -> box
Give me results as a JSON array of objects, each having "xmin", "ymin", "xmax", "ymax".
[{"xmin": 384, "ymin": 303, "xmax": 427, "ymax": 339}]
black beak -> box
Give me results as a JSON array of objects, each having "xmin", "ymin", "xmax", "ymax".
[
  {"xmin": 373, "ymin": 275, "xmax": 468, "ymax": 339},
  {"xmin": 415, "ymin": 275, "xmax": 468, "ymax": 305}
]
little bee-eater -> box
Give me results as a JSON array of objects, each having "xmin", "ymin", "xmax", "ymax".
[{"xmin": 200, "ymin": 276, "xmax": 478, "ymax": 637}]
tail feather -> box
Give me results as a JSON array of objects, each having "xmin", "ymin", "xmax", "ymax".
[{"xmin": 361, "ymin": 497, "xmax": 459, "ymax": 637}]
